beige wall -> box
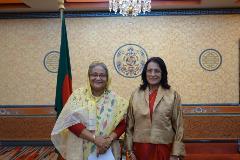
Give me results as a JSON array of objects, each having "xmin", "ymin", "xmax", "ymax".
[{"xmin": 0, "ymin": 15, "xmax": 239, "ymax": 105}]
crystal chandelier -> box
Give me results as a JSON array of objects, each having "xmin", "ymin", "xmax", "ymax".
[{"xmin": 109, "ymin": 0, "xmax": 151, "ymax": 16}]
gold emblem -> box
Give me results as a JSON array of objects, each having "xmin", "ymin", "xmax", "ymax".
[{"xmin": 114, "ymin": 44, "xmax": 148, "ymax": 78}]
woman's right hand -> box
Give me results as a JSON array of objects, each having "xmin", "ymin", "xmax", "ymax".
[
  {"xmin": 94, "ymin": 136, "xmax": 110, "ymax": 155},
  {"xmin": 94, "ymin": 136, "xmax": 107, "ymax": 148}
]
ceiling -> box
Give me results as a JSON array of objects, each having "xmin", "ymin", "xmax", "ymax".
[{"xmin": 0, "ymin": 0, "xmax": 240, "ymax": 13}]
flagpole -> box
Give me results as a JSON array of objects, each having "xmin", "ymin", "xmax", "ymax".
[
  {"xmin": 58, "ymin": 0, "xmax": 65, "ymax": 20},
  {"xmin": 55, "ymin": 2, "xmax": 67, "ymax": 160}
]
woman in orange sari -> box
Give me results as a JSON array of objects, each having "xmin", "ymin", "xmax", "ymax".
[{"xmin": 125, "ymin": 57, "xmax": 185, "ymax": 160}]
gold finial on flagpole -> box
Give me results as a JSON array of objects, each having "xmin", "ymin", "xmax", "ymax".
[
  {"xmin": 58, "ymin": 0, "xmax": 65, "ymax": 10},
  {"xmin": 58, "ymin": 0, "xmax": 65, "ymax": 19}
]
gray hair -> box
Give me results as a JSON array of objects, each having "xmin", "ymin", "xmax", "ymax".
[{"xmin": 88, "ymin": 61, "xmax": 109, "ymax": 79}]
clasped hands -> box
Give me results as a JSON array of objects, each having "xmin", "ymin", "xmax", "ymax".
[{"xmin": 94, "ymin": 135, "xmax": 113, "ymax": 155}]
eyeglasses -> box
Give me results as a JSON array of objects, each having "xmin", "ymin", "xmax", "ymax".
[{"xmin": 89, "ymin": 73, "xmax": 107, "ymax": 79}]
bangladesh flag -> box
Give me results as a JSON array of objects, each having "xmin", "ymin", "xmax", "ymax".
[{"xmin": 55, "ymin": 14, "xmax": 72, "ymax": 117}]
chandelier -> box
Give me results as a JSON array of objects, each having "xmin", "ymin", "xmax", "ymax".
[{"xmin": 109, "ymin": 0, "xmax": 151, "ymax": 16}]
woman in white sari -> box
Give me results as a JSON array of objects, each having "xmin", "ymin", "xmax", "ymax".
[{"xmin": 51, "ymin": 61, "xmax": 128, "ymax": 160}]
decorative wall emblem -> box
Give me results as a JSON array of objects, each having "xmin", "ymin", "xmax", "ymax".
[
  {"xmin": 113, "ymin": 44, "xmax": 148, "ymax": 78},
  {"xmin": 199, "ymin": 49, "xmax": 222, "ymax": 71},
  {"xmin": 43, "ymin": 51, "xmax": 60, "ymax": 73}
]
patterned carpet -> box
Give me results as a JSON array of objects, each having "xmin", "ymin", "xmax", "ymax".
[
  {"xmin": 0, "ymin": 146, "xmax": 128, "ymax": 160},
  {"xmin": 0, "ymin": 146, "xmax": 58, "ymax": 160}
]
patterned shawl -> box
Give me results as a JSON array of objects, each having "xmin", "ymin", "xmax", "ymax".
[{"xmin": 51, "ymin": 86, "xmax": 128, "ymax": 160}]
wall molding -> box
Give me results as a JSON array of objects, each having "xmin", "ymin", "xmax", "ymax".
[
  {"xmin": 0, "ymin": 104, "xmax": 239, "ymax": 116},
  {"xmin": 0, "ymin": 140, "xmax": 53, "ymax": 146},
  {"xmin": 0, "ymin": 139, "xmax": 237, "ymax": 146},
  {"xmin": 0, "ymin": 8, "xmax": 240, "ymax": 19}
]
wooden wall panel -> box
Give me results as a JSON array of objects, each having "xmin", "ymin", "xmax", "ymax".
[
  {"xmin": 0, "ymin": 116, "xmax": 55, "ymax": 140},
  {"xmin": 184, "ymin": 116, "xmax": 240, "ymax": 140},
  {"xmin": 0, "ymin": 105, "xmax": 239, "ymax": 140},
  {"xmin": 185, "ymin": 143, "xmax": 240, "ymax": 160}
]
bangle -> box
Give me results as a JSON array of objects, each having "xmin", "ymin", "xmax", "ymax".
[
  {"xmin": 93, "ymin": 134, "xmax": 96, "ymax": 142},
  {"xmin": 127, "ymin": 151, "xmax": 134, "ymax": 158}
]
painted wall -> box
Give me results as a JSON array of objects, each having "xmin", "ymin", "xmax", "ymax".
[{"xmin": 0, "ymin": 15, "xmax": 239, "ymax": 105}]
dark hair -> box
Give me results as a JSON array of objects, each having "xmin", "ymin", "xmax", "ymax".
[{"xmin": 140, "ymin": 57, "xmax": 171, "ymax": 90}]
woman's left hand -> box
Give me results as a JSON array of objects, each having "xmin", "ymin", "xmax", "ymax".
[
  {"xmin": 105, "ymin": 136, "xmax": 113, "ymax": 147},
  {"xmin": 170, "ymin": 155, "xmax": 179, "ymax": 160}
]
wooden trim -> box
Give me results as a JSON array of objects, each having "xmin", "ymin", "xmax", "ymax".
[
  {"xmin": 0, "ymin": 8, "xmax": 240, "ymax": 19},
  {"xmin": 0, "ymin": 3, "xmax": 29, "ymax": 9},
  {"xmin": 1, "ymin": 104, "xmax": 239, "ymax": 116},
  {"xmin": 0, "ymin": 0, "xmax": 23, "ymax": 3},
  {"xmin": 0, "ymin": 140, "xmax": 53, "ymax": 146},
  {"xmin": 0, "ymin": 105, "xmax": 55, "ymax": 116},
  {"xmin": 182, "ymin": 106, "xmax": 240, "ymax": 114}
]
